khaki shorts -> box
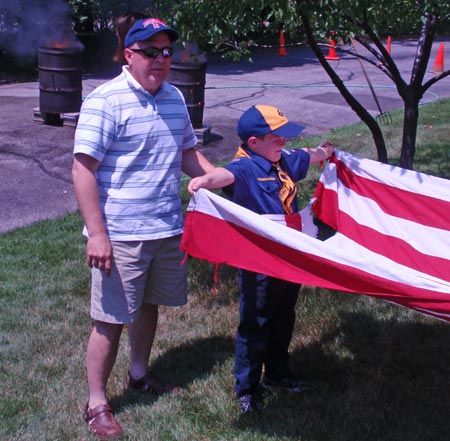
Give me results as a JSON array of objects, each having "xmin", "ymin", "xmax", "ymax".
[{"xmin": 90, "ymin": 235, "xmax": 188, "ymax": 324}]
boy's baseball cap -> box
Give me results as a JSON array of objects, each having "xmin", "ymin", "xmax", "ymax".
[
  {"xmin": 125, "ymin": 18, "xmax": 179, "ymax": 48},
  {"xmin": 237, "ymin": 105, "xmax": 305, "ymax": 141}
]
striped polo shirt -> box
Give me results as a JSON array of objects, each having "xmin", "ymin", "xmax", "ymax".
[{"xmin": 74, "ymin": 66, "xmax": 198, "ymax": 240}]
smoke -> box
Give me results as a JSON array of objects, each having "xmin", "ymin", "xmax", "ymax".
[{"xmin": 0, "ymin": 0, "xmax": 80, "ymax": 57}]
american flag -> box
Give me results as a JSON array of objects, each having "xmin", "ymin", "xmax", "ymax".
[{"xmin": 181, "ymin": 150, "xmax": 450, "ymax": 322}]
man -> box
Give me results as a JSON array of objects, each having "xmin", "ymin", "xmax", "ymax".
[{"xmin": 72, "ymin": 18, "xmax": 214, "ymax": 438}]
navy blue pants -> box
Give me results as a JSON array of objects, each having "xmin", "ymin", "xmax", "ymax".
[{"xmin": 234, "ymin": 269, "xmax": 300, "ymax": 397}]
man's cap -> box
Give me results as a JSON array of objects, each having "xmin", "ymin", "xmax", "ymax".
[
  {"xmin": 125, "ymin": 18, "xmax": 179, "ymax": 48},
  {"xmin": 237, "ymin": 105, "xmax": 305, "ymax": 141}
]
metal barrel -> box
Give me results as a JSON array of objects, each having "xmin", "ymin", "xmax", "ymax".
[
  {"xmin": 168, "ymin": 62, "xmax": 207, "ymax": 129},
  {"xmin": 38, "ymin": 46, "xmax": 83, "ymax": 114}
]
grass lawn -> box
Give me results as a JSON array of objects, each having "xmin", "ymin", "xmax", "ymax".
[{"xmin": 1, "ymin": 99, "xmax": 449, "ymax": 440}]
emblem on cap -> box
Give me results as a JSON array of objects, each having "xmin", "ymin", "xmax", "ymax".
[{"xmin": 143, "ymin": 18, "xmax": 166, "ymax": 28}]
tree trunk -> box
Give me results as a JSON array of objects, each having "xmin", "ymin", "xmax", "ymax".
[
  {"xmin": 400, "ymin": 91, "xmax": 420, "ymax": 169},
  {"xmin": 398, "ymin": 11, "xmax": 436, "ymax": 170}
]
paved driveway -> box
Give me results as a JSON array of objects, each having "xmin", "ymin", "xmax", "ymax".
[{"xmin": 1, "ymin": 40, "xmax": 448, "ymax": 233}]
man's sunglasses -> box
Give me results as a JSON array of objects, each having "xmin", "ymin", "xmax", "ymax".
[{"xmin": 129, "ymin": 46, "xmax": 174, "ymax": 59}]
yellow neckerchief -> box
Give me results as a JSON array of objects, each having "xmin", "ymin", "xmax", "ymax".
[
  {"xmin": 234, "ymin": 144, "xmax": 250, "ymax": 159},
  {"xmin": 233, "ymin": 144, "xmax": 297, "ymax": 215}
]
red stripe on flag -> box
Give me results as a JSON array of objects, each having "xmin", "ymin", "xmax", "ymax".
[
  {"xmin": 312, "ymin": 181, "xmax": 336, "ymax": 226},
  {"xmin": 333, "ymin": 157, "xmax": 450, "ymax": 230},
  {"xmin": 285, "ymin": 213, "xmax": 303, "ymax": 231},
  {"xmin": 337, "ymin": 210, "xmax": 448, "ymax": 281},
  {"xmin": 181, "ymin": 210, "xmax": 450, "ymax": 319}
]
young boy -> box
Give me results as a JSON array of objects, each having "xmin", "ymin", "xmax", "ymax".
[{"xmin": 188, "ymin": 105, "xmax": 334, "ymax": 413}]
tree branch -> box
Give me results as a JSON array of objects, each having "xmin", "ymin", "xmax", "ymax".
[
  {"xmin": 299, "ymin": 7, "xmax": 387, "ymax": 163},
  {"xmin": 411, "ymin": 12, "xmax": 438, "ymax": 94},
  {"xmin": 422, "ymin": 70, "xmax": 450, "ymax": 91}
]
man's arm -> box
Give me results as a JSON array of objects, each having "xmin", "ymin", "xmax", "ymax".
[
  {"xmin": 181, "ymin": 147, "xmax": 215, "ymax": 177},
  {"xmin": 72, "ymin": 153, "xmax": 112, "ymax": 276}
]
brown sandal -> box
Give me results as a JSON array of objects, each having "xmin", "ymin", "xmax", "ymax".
[
  {"xmin": 83, "ymin": 403, "xmax": 123, "ymax": 439},
  {"xmin": 126, "ymin": 370, "xmax": 181, "ymax": 394}
]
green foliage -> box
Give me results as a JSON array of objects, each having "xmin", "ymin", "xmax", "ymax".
[
  {"xmin": 67, "ymin": 0, "xmax": 150, "ymax": 32},
  {"xmin": 3, "ymin": 0, "xmax": 449, "ymax": 60},
  {"xmin": 154, "ymin": 0, "xmax": 298, "ymax": 59},
  {"xmin": 66, "ymin": 0, "xmax": 300, "ymax": 59},
  {"xmin": 298, "ymin": 0, "xmax": 449, "ymax": 40},
  {"xmin": 19, "ymin": 0, "xmax": 443, "ymax": 63}
]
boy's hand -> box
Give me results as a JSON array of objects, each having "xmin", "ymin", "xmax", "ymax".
[
  {"xmin": 187, "ymin": 177, "xmax": 206, "ymax": 194},
  {"xmin": 316, "ymin": 141, "xmax": 334, "ymax": 159},
  {"xmin": 187, "ymin": 167, "xmax": 234, "ymax": 194}
]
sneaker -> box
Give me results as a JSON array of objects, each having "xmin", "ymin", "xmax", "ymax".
[
  {"xmin": 238, "ymin": 393, "xmax": 264, "ymax": 413},
  {"xmin": 126, "ymin": 370, "xmax": 181, "ymax": 394},
  {"xmin": 261, "ymin": 375, "xmax": 308, "ymax": 393}
]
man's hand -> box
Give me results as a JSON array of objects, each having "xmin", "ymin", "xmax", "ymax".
[{"xmin": 87, "ymin": 232, "xmax": 113, "ymax": 276}]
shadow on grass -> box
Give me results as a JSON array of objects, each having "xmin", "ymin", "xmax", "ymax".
[
  {"xmin": 234, "ymin": 311, "xmax": 450, "ymax": 441},
  {"xmin": 109, "ymin": 335, "xmax": 235, "ymax": 411}
]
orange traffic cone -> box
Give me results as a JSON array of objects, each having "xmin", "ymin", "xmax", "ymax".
[
  {"xmin": 433, "ymin": 42, "xmax": 444, "ymax": 73},
  {"xmin": 325, "ymin": 35, "xmax": 340, "ymax": 60},
  {"xmin": 278, "ymin": 29, "xmax": 288, "ymax": 56},
  {"xmin": 377, "ymin": 36, "xmax": 392, "ymax": 66},
  {"xmin": 386, "ymin": 36, "xmax": 392, "ymax": 56}
]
